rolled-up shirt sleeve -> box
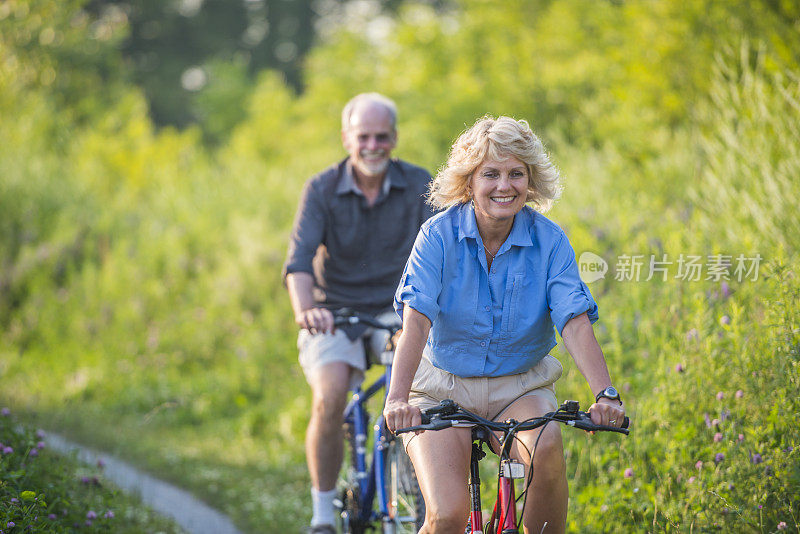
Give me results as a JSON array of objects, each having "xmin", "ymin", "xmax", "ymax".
[
  {"xmin": 283, "ymin": 180, "xmax": 325, "ymax": 281},
  {"xmin": 546, "ymin": 232, "xmax": 599, "ymax": 335},
  {"xmin": 394, "ymin": 226, "xmax": 444, "ymax": 324}
]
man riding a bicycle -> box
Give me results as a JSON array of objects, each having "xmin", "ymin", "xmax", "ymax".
[
  {"xmin": 283, "ymin": 93, "xmax": 432, "ymax": 534},
  {"xmin": 383, "ymin": 116, "xmax": 626, "ymax": 534}
]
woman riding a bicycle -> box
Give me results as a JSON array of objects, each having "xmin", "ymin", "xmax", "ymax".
[{"xmin": 383, "ymin": 116, "xmax": 626, "ymax": 534}]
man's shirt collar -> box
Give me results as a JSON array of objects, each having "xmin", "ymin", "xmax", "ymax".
[{"xmin": 337, "ymin": 158, "xmax": 407, "ymax": 196}]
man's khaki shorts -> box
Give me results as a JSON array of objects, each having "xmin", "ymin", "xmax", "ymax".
[
  {"xmin": 298, "ymin": 310, "xmax": 399, "ymax": 389},
  {"xmin": 403, "ymin": 354, "xmax": 563, "ymax": 447}
]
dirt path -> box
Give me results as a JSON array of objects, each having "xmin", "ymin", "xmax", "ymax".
[{"xmin": 45, "ymin": 432, "xmax": 243, "ymax": 534}]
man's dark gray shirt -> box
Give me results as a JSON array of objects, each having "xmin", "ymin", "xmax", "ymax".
[{"xmin": 283, "ymin": 157, "xmax": 433, "ymax": 336}]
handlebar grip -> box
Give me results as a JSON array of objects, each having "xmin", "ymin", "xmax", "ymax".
[
  {"xmin": 571, "ymin": 413, "xmax": 630, "ymax": 435},
  {"xmin": 395, "ymin": 418, "xmax": 452, "ymax": 434}
]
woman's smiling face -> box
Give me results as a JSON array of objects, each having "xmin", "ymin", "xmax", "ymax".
[{"xmin": 470, "ymin": 154, "xmax": 529, "ymax": 227}]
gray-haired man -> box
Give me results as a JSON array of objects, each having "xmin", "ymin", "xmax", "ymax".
[{"xmin": 283, "ymin": 93, "xmax": 432, "ymax": 533}]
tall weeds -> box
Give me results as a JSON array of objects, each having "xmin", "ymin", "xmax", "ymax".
[{"xmin": 693, "ymin": 42, "xmax": 800, "ymax": 254}]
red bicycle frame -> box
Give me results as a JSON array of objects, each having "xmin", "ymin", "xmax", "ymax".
[
  {"xmin": 467, "ymin": 428, "xmax": 525, "ymax": 534},
  {"xmin": 495, "ymin": 474, "xmax": 517, "ymax": 532}
]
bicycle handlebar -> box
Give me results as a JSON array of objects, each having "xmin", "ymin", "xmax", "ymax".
[
  {"xmin": 331, "ymin": 308, "xmax": 399, "ymax": 334},
  {"xmin": 396, "ymin": 399, "xmax": 630, "ymax": 436}
]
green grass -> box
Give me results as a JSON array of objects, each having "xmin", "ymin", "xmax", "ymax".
[
  {"xmin": 555, "ymin": 261, "xmax": 800, "ymax": 532},
  {"xmin": 0, "ymin": 410, "xmax": 182, "ymax": 533}
]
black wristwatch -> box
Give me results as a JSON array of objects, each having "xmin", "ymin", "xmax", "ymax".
[{"xmin": 595, "ymin": 386, "xmax": 622, "ymax": 404}]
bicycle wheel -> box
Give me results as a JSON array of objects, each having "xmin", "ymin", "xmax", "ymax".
[
  {"xmin": 339, "ymin": 421, "xmax": 368, "ymax": 534},
  {"xmin": 383, "ymin": 437, "xmax": 425, "ymax": 533},
  {"xmin": 339, "ymin": 484, "xmax": 367, "ymax": 534}
]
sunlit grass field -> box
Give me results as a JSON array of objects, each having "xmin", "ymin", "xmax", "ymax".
[{"xmin": 2, "ymin": 2, "xmax": 799, "ymax": 532}]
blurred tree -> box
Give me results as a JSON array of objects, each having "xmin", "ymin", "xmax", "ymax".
[
  {"xmin": 0, "ymin": 0, "xmax": 128, "ymax": 126},
  {"xmin": 84, "ymin": 0, "xmax": 315, "ymax": 132},
  {"xmin": 82, "ymin": 0, "xmax": 449, "ymax": 141}
]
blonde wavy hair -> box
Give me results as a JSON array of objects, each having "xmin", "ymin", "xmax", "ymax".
[{"xmin": 428, "ymin": 115, "xmax": 562, "ymax": 212}]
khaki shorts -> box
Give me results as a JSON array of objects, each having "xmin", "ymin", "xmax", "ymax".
[
  {"xmin": 403, "ymin": 354, "xmax": 563, "ymax": 447},
  {"xmin": 298, "ymin": 310, "xmax": 399, "ymax": 389}
]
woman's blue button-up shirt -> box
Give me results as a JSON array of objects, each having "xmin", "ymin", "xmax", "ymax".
[{"xmin": 394, "ymin": 202, "xmax": 598, "ymax": 377}]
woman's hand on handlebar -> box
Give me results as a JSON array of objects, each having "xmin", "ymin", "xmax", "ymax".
[
  {"xmin": 296, "ymin": 307, "xmax": 335, "ymax": 335},
  {"xmin": 383, "ymin": 399, "xmax": 422, "ymax": 435},
  {"xmin": 588, "ymin": 398, "xmax": 626, "ymax": 428}
]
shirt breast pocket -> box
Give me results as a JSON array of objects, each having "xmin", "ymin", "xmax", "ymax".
[{"xmin": 501, "ymin": 273, "xmax": 524, "ymax": 336}]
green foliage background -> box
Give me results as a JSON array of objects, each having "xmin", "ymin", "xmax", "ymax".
[{"xmin": 1, "ymin": 0, "xmax": 799, "ymax": 532}]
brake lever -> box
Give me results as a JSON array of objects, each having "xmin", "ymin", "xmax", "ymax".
[{"xmin": 423, "ymin": 399, "xmax": 458, "ymax": 417}]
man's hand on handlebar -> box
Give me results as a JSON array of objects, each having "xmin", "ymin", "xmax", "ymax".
[
  {"xmin": 296, "ymin": 307, "xmax": 335, "ymax": 335},
  {"xmin": 383, "ymin": 399, "xmax": 423, "ymax": 435},
  {"xmin": 588, "ymin": 397, "xmax": 626, "ymax": 428}
]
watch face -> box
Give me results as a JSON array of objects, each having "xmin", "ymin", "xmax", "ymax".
[{"xmin": 605, "ymin": 386, "xmax": 619, "ymax": 398}]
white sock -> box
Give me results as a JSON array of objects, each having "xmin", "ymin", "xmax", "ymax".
[{"xmin": 311, "ymin": 488, "xmax": 336, "ymax": 527}]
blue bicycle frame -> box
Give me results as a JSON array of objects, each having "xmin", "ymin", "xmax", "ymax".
[
  {"xmin": 342, "ymin": 361, "xmax": 394, "ymax": 525},
  {"xmin": 334, "ymin": 309, "xmax": 423, "ymax": 533}
]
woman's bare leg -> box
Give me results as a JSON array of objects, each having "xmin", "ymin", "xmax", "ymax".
[{"xmin": 406, "ymin": 426, "xmax": 473, "ymax": 533}]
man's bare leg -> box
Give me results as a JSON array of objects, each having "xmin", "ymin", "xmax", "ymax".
[
  {"xmin": 307, "ymin": 361, "xmax": 353, "ymax": 489},
  {"xmin": 306, "ymin": 361, "xmax": 353, "ymax": 526}
]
